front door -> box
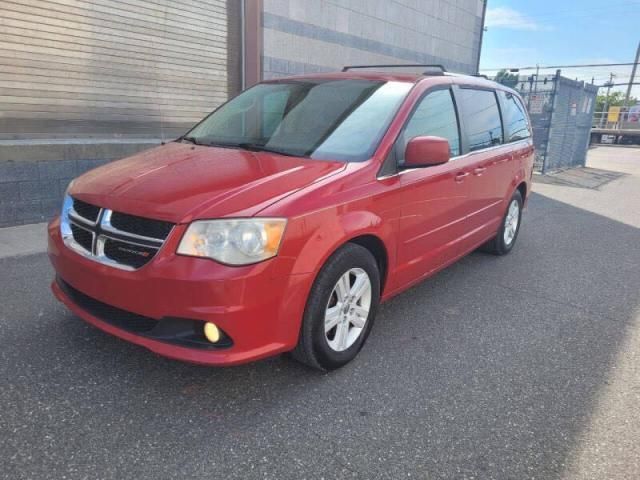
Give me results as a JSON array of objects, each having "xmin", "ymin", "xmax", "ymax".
[
  {"xmin": 454, "ymin": 87, "xmax": 512, "ymax": 251},
  {"xmin": 392, "ymin": 87, "xmax": 470, "ymax": 288}
]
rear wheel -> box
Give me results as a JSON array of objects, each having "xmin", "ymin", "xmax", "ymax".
[
  {"xmin": 290, "ymin": 243, "xmax": 380, "ymax": 371},
  {"xmin": 482, "ymin": 189, "xmax": 523, "ymax": 255}
]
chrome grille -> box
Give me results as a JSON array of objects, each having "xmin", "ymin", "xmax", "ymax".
[
  {"xmin": 61, "ymin": 196, "xmax": 174, "ymax": 270},
  {"xmin": 70, "ymin": 223, "xmax": 94, "ymax": 252},
  {"xmin": 72, "ymin": 198, "xmax": 100, "ymax": 223},
  {"xmin": 110, "ymin": 212, "xmax": 173, "ymax": 240}
]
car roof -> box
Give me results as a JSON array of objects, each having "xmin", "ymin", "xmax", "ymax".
[{"xmin": 262, "ymin": 71, "xmax": 515, "ymax": 94}]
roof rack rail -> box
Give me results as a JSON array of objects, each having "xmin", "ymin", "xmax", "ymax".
[
  {"xmin": 472, "ymin": 74, "xmax": 490, "ymax": 79},
  {"xmin": 341, "ymin": 64, "xmax": 447, "ymax": 75}
]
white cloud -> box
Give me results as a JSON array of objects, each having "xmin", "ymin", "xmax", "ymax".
[
  {"xmin": 485, "ymin": 7, "xmax": 543, "ymax": 31},
  {"xmin": 481, "ymin": 47, "xmax": 540, "ymax": 71}
]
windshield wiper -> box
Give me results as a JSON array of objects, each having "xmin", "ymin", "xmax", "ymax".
[
  {"xmin": 232, "ymin": 143, "xmax": 300, "ymax": 157},
  {"xmin": 180, "ymin": 136, "xmax": 201, "ymax": 145},
  {"xmin": 179, "ymin": 138, "xmax": 301, "ymax": 157}
]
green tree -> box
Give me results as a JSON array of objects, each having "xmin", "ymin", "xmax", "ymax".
[
  {"xmin": 596, "ymin": 91, "xmax": 638, "ymax": 112},
  {"xmin": 495, "ymin": 69, "xmax": 519, "ymax": 88}
]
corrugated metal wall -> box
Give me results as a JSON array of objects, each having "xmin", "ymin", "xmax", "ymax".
[{"xmin": 0, "ymin": 0, "xmax": 236, "ymax": 139}]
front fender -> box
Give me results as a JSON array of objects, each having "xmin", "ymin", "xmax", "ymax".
[{"xmin": 281, "ymin": 209, "xmax": 397, "ymax": 291}]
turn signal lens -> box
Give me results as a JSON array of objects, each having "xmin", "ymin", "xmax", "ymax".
[{"xmin": 264, "ymin": 220, "xmax": 287, "ymax": 253}]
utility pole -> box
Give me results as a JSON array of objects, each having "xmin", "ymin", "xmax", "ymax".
[
  {"xmin": 623, "ymin": 40, "xmax": 640, "ymax": 113},
  {"xmin": 601, "ymin": 72, "xmax": 615, "ymax": 127}
]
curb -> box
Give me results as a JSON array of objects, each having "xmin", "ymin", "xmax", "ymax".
[{"xmin": 0, "ymin": 222, "xmax": 48, "ymax": 259}]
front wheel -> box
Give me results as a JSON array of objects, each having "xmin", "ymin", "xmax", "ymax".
[
  {"xmin": 290, "ymin": 243, "xmax": 381, "ymax": 371},
  {"xmin": 482, "ymin": 189, "xmax": 523, "ymax": 255}
]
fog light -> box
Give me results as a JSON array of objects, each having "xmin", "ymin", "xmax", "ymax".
[{"xmin": 203, "ymin": 322, "xmax": 221, "ymax": 343}]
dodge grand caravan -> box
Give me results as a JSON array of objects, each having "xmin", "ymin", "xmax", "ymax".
[{"xmin": 48, "ymin": 66, "xmax": 534, "ymax": 370}]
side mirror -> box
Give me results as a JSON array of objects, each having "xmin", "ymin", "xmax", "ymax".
[{"xmin": 403, "ymin": 136, "xmax": 451, "ymax": 168}]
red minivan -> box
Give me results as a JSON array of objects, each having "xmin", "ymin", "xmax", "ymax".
[{"xmin": 48, "ymin": 66, "xmax": 534, "ymax": 370}]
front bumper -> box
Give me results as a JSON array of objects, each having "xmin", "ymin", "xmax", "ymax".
[{"xmin": 48, "ymin": 217, "xmax": 312, "ymax": 366}]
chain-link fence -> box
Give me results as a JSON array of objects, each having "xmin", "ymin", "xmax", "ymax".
[{"xmin": 498, "ymin": 71, "xmax": 598, "ymax": 173}]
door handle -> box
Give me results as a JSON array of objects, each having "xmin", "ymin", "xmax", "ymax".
[
  {"xmin": 455, "ymin": 171, "xmax": 469, "ymax": 182},
  {"xmin": 473, "ymin": 167, "xmax": 487, "ymax": 176}
]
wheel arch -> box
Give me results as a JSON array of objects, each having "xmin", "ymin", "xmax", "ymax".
[
  {"xmin": 347, "ymin": 234, "xmax": 389, "ymax": 294},
  {"xmin": 287, "ymin": 209, "xmax": 396, "ymax": 297},
  {"xmin": 516, "ymin": 181, "xmax": 527, "ymax": 201}
]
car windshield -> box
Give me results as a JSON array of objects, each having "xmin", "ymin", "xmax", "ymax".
[{"xmin": 185, "ymin": 79, "xmax": 413, "ymax": 162}]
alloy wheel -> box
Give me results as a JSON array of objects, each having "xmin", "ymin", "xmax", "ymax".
[
  {"xmin": 503, "ymin": 199, "xmax": 520, "ymax": 246},
  {"xmin": 324, "ymin": 268, "xmax": 372, "ymax": 352}
]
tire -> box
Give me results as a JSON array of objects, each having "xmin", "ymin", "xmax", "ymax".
[
  {"xmin": 290, "ymin": 243, "xmax": 381, "ymax": 371},
  {"xmin": 482, "ymin": 189, "xmax": 523, "ymax": 255}
]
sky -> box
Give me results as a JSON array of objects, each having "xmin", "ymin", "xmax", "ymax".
[{"xmin": 480, "ymin": 0, "xmax": 640, "ymax": 98}]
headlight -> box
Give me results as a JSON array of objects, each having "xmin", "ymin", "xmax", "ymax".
[
  {"xmin": 60, "ymin": 193, "xmax": 73, "ymax": 239},
  {"xmin": 177, "ymin": 218, "xmax": 287, "ymax": 265},
  {"xmin": 60, "ymin": 180, "xmax": 75, "ymax": 223}
]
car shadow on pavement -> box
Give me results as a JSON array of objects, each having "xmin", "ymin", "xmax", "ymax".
[
  {"xmin": 2, "ymin": 192, "xmax": 639, "ymax": 479},
  {"xmin": 534, "ymin": 166, "xmax": 627, "ymax": 190}
]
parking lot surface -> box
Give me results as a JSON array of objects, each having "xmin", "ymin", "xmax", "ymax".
[{"xmin": 1, "ymin": 147, "xmax": 639, "ymax": 479}]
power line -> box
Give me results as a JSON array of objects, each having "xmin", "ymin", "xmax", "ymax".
[
  {"xmin": 481, "ymin": 62, "xmax": 640, "ymax": 72},
  {"xmin": 603, "ymin": 83, "xmax": 640, "ymax": 87},
  {"xmin": 592, "ymin": 76, "xmax": 632, "ymax": 81}
]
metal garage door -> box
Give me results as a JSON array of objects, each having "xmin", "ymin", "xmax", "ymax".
[{"xmin": 0, "ymin": 0, "xmax": 235, "ymax": 140}]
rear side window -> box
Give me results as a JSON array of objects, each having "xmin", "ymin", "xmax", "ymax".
[
  {"xmin": 398, "ymin": 89, "xmax": 461, "ymax": 161},
  {"xmin": 458, "ymin": 88, "xmax": 503, "ymax": 152},
  {"xmin": 498, "ymin": 91, "xmax": 531, "ymax": 142}
]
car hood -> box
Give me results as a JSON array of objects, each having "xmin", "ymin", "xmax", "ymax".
[{"xmin": 70, "ymin": 143, "xmax": 346, "ymax": 223}]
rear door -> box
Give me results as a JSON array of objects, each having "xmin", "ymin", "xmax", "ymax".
[
  {"xmin": 497, "ymin": 90, "xmax": 535, "ymax": 190},
  {"xmin": 454, "ymin": 86, "xmax": 511, "ymax": 250},
  {"xmin": 391, "ymin": 86, "xmax": 470, "ymax": 287}
]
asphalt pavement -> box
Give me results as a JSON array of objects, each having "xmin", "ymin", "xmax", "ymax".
[{"xmin": 1, "ymin": 146, "xmax": 639, "ymax": 479}]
